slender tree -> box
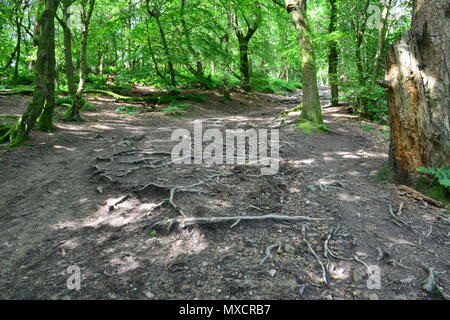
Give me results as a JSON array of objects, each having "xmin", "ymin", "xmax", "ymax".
[
  {"xmin": 328, "ymin": 0, "xmax": 339, "ymax": 106},
  {"xmin": 274, "ymin": 0, "xmax": 323, "ymax": 125},
  {"xmin": 67, "ymin": 0, "xmax": 96, "ymax": 122}
]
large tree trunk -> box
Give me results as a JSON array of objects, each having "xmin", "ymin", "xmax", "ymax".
[
  {"xmin": 286, "ymin": 0, "xmax": 323, "ymax": 124},
  {"xmin": 0, "ymin": 0, "xmax": 59, "ymax": 146},
  {"xmin": 386, "ymin": 0, "xmax": 450, "ymax": 183},
  {"xmin": 327, "ymin": 0, "xmax": 339, "ymax": 106}
]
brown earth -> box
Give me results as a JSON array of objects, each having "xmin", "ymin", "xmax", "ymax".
[{"xmin": 0, "ymin": 87, "xmax": 448, "ymax": 300}]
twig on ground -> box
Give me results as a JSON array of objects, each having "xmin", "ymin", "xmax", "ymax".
[{"xmin": 260, "ymin": 244, "xmax": 280, "ymax": 266}]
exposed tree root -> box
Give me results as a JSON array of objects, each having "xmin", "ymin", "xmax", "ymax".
[
  {"xmin": 303, "ymin": 238, "xmax": 328, "ymax": 285},
  {"xmin": 152, "ymin": 214, "xmax": 332, "ymax": 233},
  {"xmin": 260, "ymin": 244, "xmax": 280, "ymax": 266}
]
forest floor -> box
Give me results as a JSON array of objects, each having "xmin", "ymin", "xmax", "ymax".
[{"xmin": 0, "ymin": 87, "xmax": 449, "ymax": 300}]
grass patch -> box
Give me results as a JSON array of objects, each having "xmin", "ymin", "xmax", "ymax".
[
  {"xmin": 295, "ymin": 120, "xmax": 329, "ymax": 134},
  {"xmin": 115, "ymin": 106, "xmax": 138, "ymax": 116},
  {"xmin": 0, "ymin": 124, "xmax": 13, "ymax": 136},
  {"xmin": 360, "ymin": 123, "xmax": 374, "ymax": 132},
  {"xmin": 159, "ymin": 93, "xmax": 206, "ymax": 104},
  {"xmin": 376, "ymin": 163, "xmax": 396, "ymax": 183},
  {"xmin": 81, "ymin": 102, "xmax": 98, "ymax": 112},
  {"xmin": 162, "ymin": 103, "xmax": 192, "ymax": 117},
  {"xmin": 414, "ymin": 177, "xmax": 450, "ymax": 210}
]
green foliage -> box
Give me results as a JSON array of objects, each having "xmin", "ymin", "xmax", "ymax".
[
  {"xmin": 0, "ymin": 124, "xmax": 13, "ymax": 136},
  {"xmin": 162, "ymin": 103, "xmax": 192, "ymax": 117},
  {"xmin": 7, "ymin": 72, "xmax": 34, "ymax": 85},
  {"xmin": 55, "ymin": 96, "xmax": 73, "ymax": 107},
  {"xmin": 251, "ymin": 77, "xmax": 302, "ymax": 94},
  {"xmin": 81, "ymin": 102, "xmax": 98, "ymax": 112},
  {"xmin": 295, "ymin": 119, "xmax": 329, "ymax": 134},
  {"xmin": 417, "ymin": 167, "xmax": 450, "ymax": 189},
  {"xmin": 159, "ymin": 93, "xmax": 206, "ymax": 104},
  {"xmin": 377, "ymin": 163, "xmax": 395, "ymax": 183},
  {"xmin": 360, "ymin": 123, "xmax": 374, "ymax": 132},
  {"xmin": 115, "ymin": 106, "xmax": 138, "ymax": 116}
]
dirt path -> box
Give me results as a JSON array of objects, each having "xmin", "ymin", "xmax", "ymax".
[{"xmin": 0, "ymin": 88, "xmax": 448, "ymax": 300}]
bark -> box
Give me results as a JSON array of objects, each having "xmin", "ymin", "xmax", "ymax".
[
  {"xmin": 386, "ymin": 0, "xmax": 450, "ymax": 183},
  {"xmin": 328, "ymin": 0, "xmax": 339, "ymax": 106},
  {"xmin": 0, "ymin": 0, "xmax": 59, "ymax": 146},
  {"xmin": 285, "ymin": 0, "xmax": 323, "ymax": 124}
]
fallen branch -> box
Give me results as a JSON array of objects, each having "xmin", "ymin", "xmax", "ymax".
[{"xmin": 399, "ymin": 185, "xmax": 445, "ymax": 208}]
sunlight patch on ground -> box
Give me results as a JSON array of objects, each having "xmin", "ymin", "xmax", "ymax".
[
  {"xmin": 337, "ymin": 192, "xmax": 361, "ymax": 202},
  {"xmin": 53, "ymin": 145, "xmax": 75, "ymax": 152}
]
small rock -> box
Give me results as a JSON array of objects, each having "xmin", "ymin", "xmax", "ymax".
[
  {"xmin": 144, "ymin": 291, "xmax": 155, "ymax": 299},
  {"xmin": 353, "ymin": 269, "xmax": 366, "ymax": 282},
  {"xmin": 284, "ymin": 244, "xmax": 296, "ymax": 254},
  {"xmin": 324, "ymin": 295, "xmax": 333, "ymax": 300},
  {"xmin": 269, "ymin": 269, "xmax": 277, "ymax": 278},
  {"xmin": 356, "ymin": 251, "xmax": 369, "ymax": 259},
  {"xmin": 306, "ymin": 185, "xmax": 317, "ymax": 192},
  {"xmin": 400, "ymin": 276, "xmax": 416, "ymax": 284},
  {"xmin": 97, "ymin": 186, "xmax": 103, "ymax": 194},
  {"xmin": 202, "ymin": 262, "xmax": 208, "ymax": 267},
  {"xmin": 368, "ymin": 293, "xmax": 379, "ymax": 300}
]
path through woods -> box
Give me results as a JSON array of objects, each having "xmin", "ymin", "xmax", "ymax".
[{"xmin": 0, "ymin": 88, "xmax": 448, "ymax": 299}]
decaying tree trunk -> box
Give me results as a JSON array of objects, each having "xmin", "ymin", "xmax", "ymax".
[{"xmin": 385, "ymin": 0, "xmax": 450, "ymax": 182}]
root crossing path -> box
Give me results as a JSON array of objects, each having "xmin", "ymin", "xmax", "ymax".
[{"xmin": 0, "ymin": 88, "xmax": 448, "ymax": 300}]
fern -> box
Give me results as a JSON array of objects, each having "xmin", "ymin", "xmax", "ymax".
[{"xmin": 417, "ymin": 167, "xmax": 450, "ymax": 188}]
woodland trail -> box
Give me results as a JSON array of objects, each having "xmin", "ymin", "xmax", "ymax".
[{"xmin": 0, "ymin": 88, "xmax": 448, "ymax": 300}]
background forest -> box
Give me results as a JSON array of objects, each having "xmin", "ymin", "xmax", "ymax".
[{"xmin": 0, "ymin": 0, "xmax": 412, "ymax": 121}]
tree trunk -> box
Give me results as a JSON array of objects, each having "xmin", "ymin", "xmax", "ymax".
[
  {"xmin": 155, "ymin": 16, "xmax": 176, "ymax": 86},
  {"xmin": 355, "ymin": 0, "xmax": 371, "ymax": 115},
  {"xmin": 286, "ymin": 0, "xmax": 323, "ymax": 125},
  {"xmin": 328, "ymin": 0, "xmax": 339, "ymax": 106},
  {"xmin": 69, "ymin": 0, "xmax": 95, "ymax": 122},
  {"xmin": 0, "ymin": 0, "xmax": 59, "ymax": 146},
  {"xmin": 57, "ymin": 0, "xmax": 76, "ymax": 98},
  {"xmin": 386, "ymin": 0, "xmax": 450, "ymax": 183},
  {"xmin": 238, "ymin": 40, "xmax": 251, "ymax": 92},
  {"xmin": 372, "ymin": 0, "xmax": 393, "ymax": 78},
  {"xmin": 13, "ymin": 18, "xmax": 22, "ymax": 80}
]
